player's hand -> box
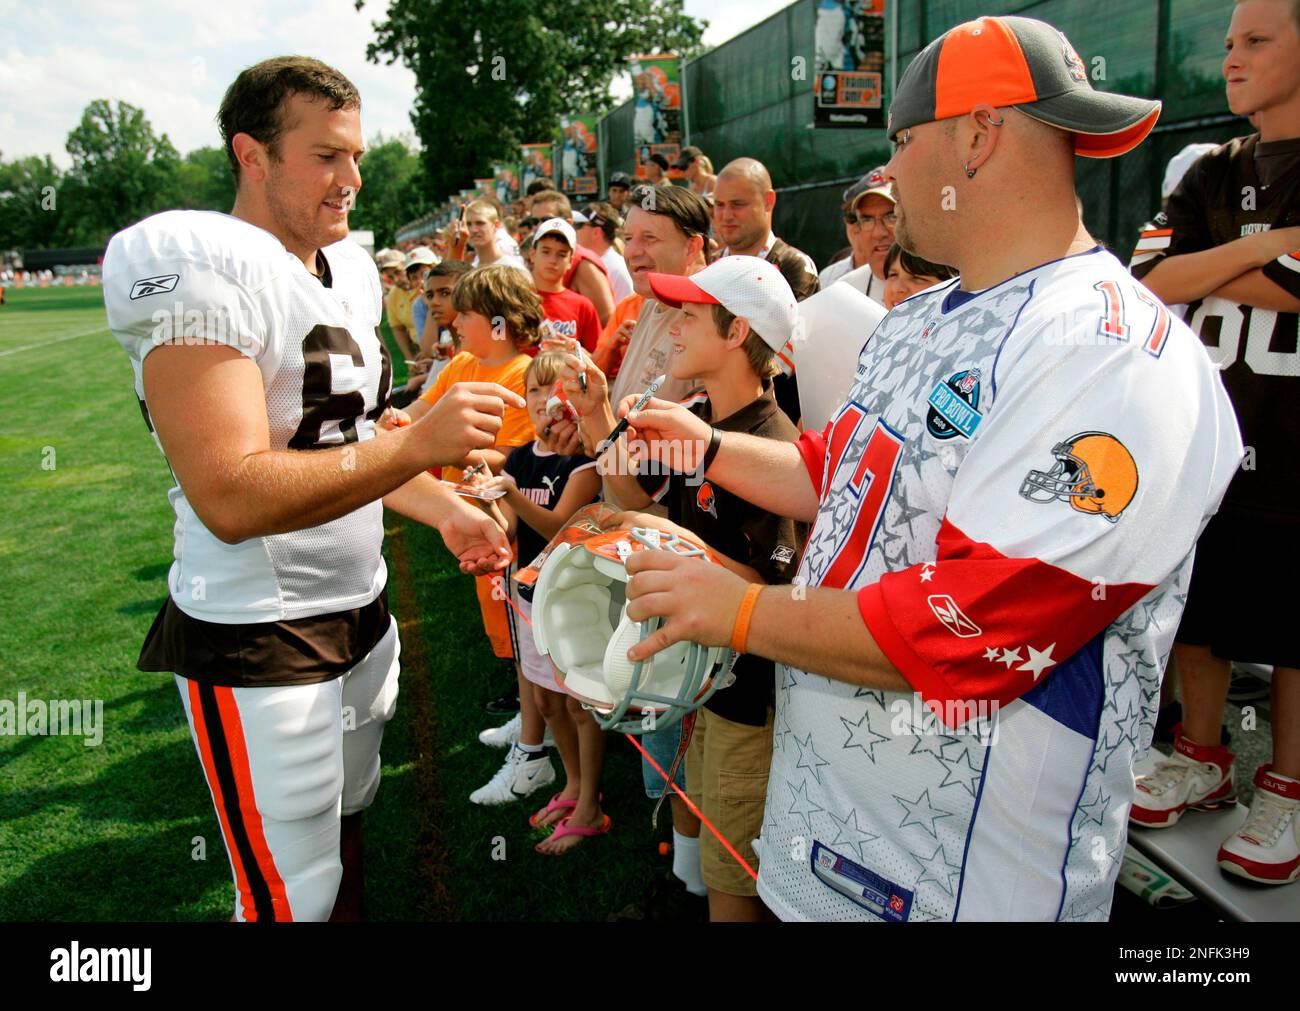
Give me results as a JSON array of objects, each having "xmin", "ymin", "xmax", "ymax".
[
  {"xmin": 619, "ymin": 396, "xmax": 712, "ymax": 472},
  {"xmin": 623, "ymin": 550, "xmax": 749, "ymax": 661},
  {"xmin": 411, "ymin": 382, "xmax": 524, "ymax": 467},
  {"xmin": 560, "ymin": 353, "xmax": 609, "ymax": 422},
  {"xmin": 376, "ymin": 406, "xmax": 411, "ymax": 433},
  {"xmin": 436, "ymin": 493, "xmax": 512, "ymax": 575}
]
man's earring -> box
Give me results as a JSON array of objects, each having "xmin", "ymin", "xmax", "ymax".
[{"xmin": 965, "ymin": 161, "xmax": 977, "ymax": 179}]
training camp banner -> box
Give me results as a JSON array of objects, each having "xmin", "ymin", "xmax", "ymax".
[
  {"xmin": 627, "ymin": 54, "xmax": 682, "ymax": 180},
  {"xmin": 814, "ymin": 0, "xmax": 886, "ymax": 129},
  {"xmin": 521, "ymin": 143, "xmax": 555, "ymax": 193},
  {"xmin": 559, "ymin": 115, "xmax": 599, "ymax": 196}
]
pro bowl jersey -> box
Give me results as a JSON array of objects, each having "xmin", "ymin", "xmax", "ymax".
[
  {"xmin": 104, "ymin": 210, "xmax": 391, "ymax": 624},
  {"xmin": 755, "ymin": 247, "xmax": 1242, "ymax": 922}
]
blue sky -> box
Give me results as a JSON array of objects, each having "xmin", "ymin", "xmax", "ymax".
[{"xmin": 0, "ymin": 0, "xmax": 792, "ymax": 165}]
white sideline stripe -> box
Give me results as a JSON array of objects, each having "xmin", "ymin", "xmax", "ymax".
[{"xmin": 0, "ymin": 326, "xmax": 108, "ymax": 358}]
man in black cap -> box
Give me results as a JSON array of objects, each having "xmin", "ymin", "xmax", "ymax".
[
  {"xmin": 821, "ymin": 166, "xmax": 896, "ymax": 305},
  {"xmin": 607, "ymin": 171, "xmax": 632, "ymax": 213},
  {"xmin": 644, "ymin": 152, "xmax": 670, "ymax": 185}
]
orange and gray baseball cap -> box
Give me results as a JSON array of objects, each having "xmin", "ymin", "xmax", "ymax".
[{"xmin": 888, "ymin": 16, "xmax": 1160, "ymax": 158}]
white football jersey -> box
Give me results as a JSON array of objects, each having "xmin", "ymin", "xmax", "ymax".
[
  {"xmin": 756, "ymin": 248, "xmax": 1242, "ymax": 921},
  {"xmin": 104, "ymin": 211, "xmax": 391, "ymax": 624}
]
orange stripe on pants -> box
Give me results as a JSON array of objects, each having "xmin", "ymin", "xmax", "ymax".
[
  {"xmin": 187, "ymin": 681, "xmax": 257, "ymax": 920},
  {"xmin": 212, "ymin": 688, "xmax": 294, "ymax": 922}
]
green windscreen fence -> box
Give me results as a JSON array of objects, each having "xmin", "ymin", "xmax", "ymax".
[{"xmin": 599, "ymin": 0, "xmax": 1247, "ymax": 271}]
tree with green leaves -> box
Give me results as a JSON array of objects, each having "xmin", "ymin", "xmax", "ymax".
[
  {"xmin": 57, "ymin": 99, "xmax": 183, "ymax": 245},
  {"xmin": 178, "ymin": 146, "xmax": 237, "ymax": 214},
  {"xmin": 0, "ymin": 154, "xmax": 63, "ymax": 252},
  {"xmin": 349, "ymin": 134, "xmax": 425, "ymax": 248},
  {"xmin": 360, "ymin": 0, "xmax": 707, "ymax": 197}
]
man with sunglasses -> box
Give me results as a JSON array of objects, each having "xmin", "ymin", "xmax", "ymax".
[{"xmin": 821, "ymin": 167, "xmax": 897, "ymax": 305}]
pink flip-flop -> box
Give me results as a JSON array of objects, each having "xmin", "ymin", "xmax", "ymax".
[
  {"xmin": 529, "ymin": 793, "xmax": 577, "ymax": 828},
  {"xmin": 543, "ymin": 813, "xmax": 612, "ymax": 848}
]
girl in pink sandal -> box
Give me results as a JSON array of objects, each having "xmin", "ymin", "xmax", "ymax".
[{"xmin": 478, "ymin": 351, "xmax": 610, "ymax": 854}]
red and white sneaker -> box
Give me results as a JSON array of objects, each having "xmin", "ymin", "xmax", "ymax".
[
  {"xmin": 1130, "ymin": 725, "xmax": 1237, "ymax": 828},
  {"xmin": 1218, "ymin": 766, "xmax": 1300, "ymax": 885}
]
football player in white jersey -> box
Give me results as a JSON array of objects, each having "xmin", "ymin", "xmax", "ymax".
[
  {"xmin": 598, "ymin": 18, "xmax": 1243, "ymax": 921},
  {"xmin": 103, "ymin": 57, "xmax": 523, "ymax": 922}
]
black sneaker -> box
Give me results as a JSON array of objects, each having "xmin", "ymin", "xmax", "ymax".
[{"xmin": 484, "ymin": 686, "xmax": 520, "ymax": 715}]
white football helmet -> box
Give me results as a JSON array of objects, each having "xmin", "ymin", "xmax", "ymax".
[{"xmin": 531, "ymin": 527, "xmax": 735, "ymax": 733}]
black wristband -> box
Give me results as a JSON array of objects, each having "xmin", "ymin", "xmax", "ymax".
[{"xmin": 700, "ymin": 426, "xmax": 723, "ymax": 477}]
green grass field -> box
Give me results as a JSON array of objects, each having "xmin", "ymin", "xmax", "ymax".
[{"xmin": 0, "ymin": 285, "xmax": 666, "ymax": 921}]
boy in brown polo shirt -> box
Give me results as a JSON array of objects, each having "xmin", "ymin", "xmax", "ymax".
[{"xmin": 564, "ymin": 255, "xmax": 807, "ymax": 921}]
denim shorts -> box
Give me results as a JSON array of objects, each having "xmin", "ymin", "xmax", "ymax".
[{"xmin": 639, "ymin": 719, "xmax": 690, "ymax": 799}]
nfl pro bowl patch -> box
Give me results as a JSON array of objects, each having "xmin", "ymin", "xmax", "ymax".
[
  {"xmin": 926, "ymin": 368, "xmax": 983, "ymax": 440},
  {"xmin": 810, "ymin": 840, "xmax": 913, "ymax": 921}
]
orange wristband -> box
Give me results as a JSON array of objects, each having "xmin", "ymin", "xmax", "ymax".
[{"xmin": 730, "ymin": 584, "xmax": 764, "ymax": 654}]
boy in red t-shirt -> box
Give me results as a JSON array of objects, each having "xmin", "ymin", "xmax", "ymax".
[{"xmin": 531, "ymin": 218, "xmax": 601, "ymax": 353}]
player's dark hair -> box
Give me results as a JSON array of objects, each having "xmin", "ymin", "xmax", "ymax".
[
  {"xmin": 219, "ymin": 56, "xmax": 360, "ymax": 182},
  {"xmin": 452, "ymin": 264, "xmax": 542, "ymax": 351},
  {"xmin": 627, "ymin": 184, "xmax": 711, "ymax": 240},
  {"xmin": 710, "ymin": 304, "xmax": 778, "ymax": 379},
  {"xmin": 883, "ymin": 243, "xmax": 957, "ymax": 284},
  {"xmin": 526, "ymin": 179, "xmax": 557, "ymax": 197},
  {"xmin": 427, "ymin": 259, "xmax": 472, "ymax": 285}
]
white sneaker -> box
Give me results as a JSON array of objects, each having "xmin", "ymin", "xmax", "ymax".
[
  {"xmin": 1218, "ymin": 766, "xmax": 1300, "ymax": 885},
  {"xmin": 477, "ymin": 713, "xmax": 555, "ymax": 749},
  {"xmin": 479, "ymin": 713, "xmax": 522, "ymax": 748},
  {"xmin": 469, "ymin": 745, "xmax": 556, "ymax": 805},
  {"xmin": 1130, "ymin": 727, "xmax": 1236, "ymax": 828}
]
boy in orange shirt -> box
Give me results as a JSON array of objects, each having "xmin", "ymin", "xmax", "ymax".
[{"xmin": 406, "ymin": 264, "xmax": 540, "ymax": 715}]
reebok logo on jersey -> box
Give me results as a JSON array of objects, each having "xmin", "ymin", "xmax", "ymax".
[
  {"xmin": 927, "ymin": 594, "xmax": 982, "ymax": 638},
  {"xmin": 129, "ymin": 274, "xmax": 180, "ymax": 300}
]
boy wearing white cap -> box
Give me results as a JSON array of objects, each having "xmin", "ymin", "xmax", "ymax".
[
  {"xmin": 531, "ymin": 217, "xmax": 602, "ymax": 353},
  {"xmin": 565, "ymin": 255, "xmax": 807, "ymax": 921}
]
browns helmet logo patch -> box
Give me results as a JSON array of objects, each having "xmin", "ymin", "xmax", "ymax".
[
  {"xmin": 1020, "ymin": 432, "xmax": 1138, "ymax": 522},
  {"xmin": 695, "ymin": 481, "xmax": 718, "ymax": 519},
  {"xmin": 1058, "ymin": 31, "xmax": 1087, "ymax": 83}
]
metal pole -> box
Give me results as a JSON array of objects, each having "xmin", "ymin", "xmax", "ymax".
[
  {"xmin": 681, "ymin": 53, "xmax": 691, "ymax": 148},
  {"xmin": 886, "ymin": 0, "xmax": 898, "ymax": 112}
]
